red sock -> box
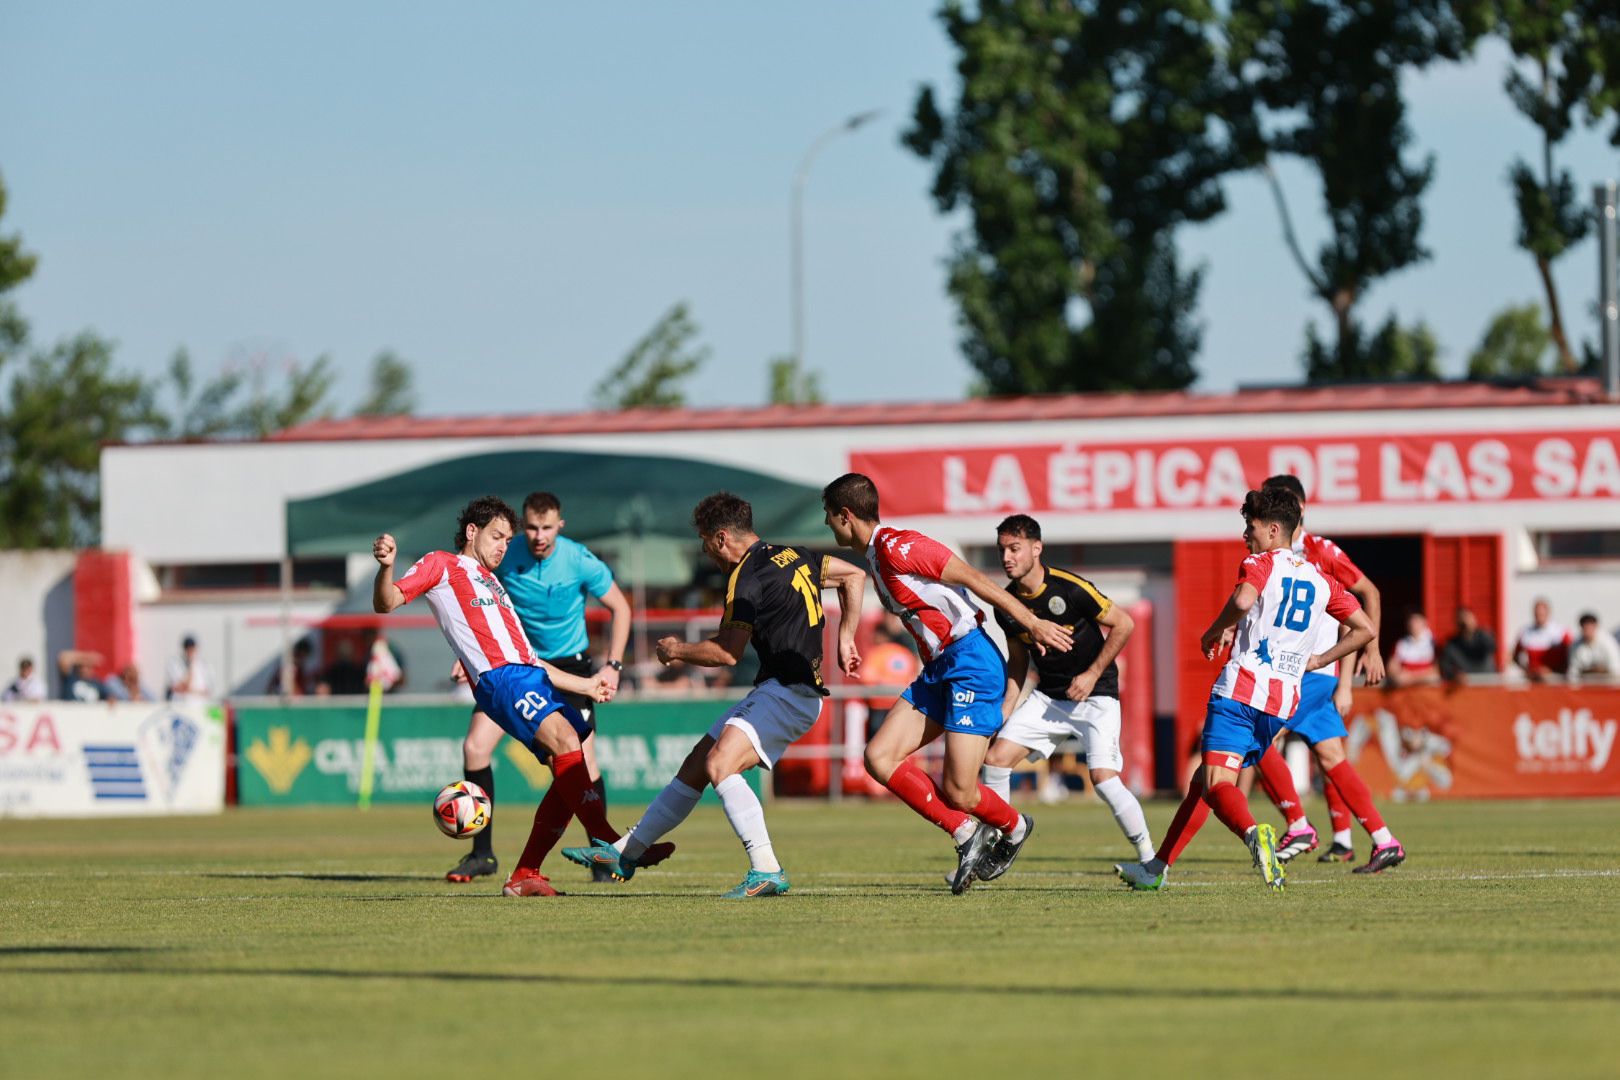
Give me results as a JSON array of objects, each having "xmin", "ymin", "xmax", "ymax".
[
  {"xmin": 969, "ymin": 783, "xmax": 1019, "ymax": 832},
  {"xmin": 885, "ymin": 759, "xmax": 971, "ymax": 837},
  {"xmin": 573, "ymin": 773, "xmax": 621, "ymax": 844},
  {"xmin": 1256, "ymin": 745, "xmax": 1304, "ymax": 823},
  {"xmin": 1157, "ymin": 779, "xmax": 1211, "ymax": 868},
  {"xmin": 1203, "ymin": 781, "xmax": 1257, "ymax": 838},
  {"xmin": 516, "ymin": 749, "xmax": 590, "ymax": 870},
  {"xmin": 1325, "ymin": 761, "xmax": 1386, "ymax": 836},
  {"xmin": 1323, "ymin": 774, "xmax": 1353, "ymax": 833}
]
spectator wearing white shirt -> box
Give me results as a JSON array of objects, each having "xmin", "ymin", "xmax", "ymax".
[
  {"xmin": 1389, "ymin": 610, "xmax": 1440, "ymax": 687},
  {"xmin": 166, "ymin": 634, "xmax": 215, "ymax": 704},
  {"xmin": 1570, "ymin": 613, "xmax": 1620, "ymax": 682},
  {"xmin": 2, "ymin": 657, "xmax": 46, "ymax": 702},
  {"xmin": 1514, "ymin": 598, "xmax": 1572, "ymax": 680}
]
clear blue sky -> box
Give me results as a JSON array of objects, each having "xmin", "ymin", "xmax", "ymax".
[{"xmin": 3, "ymin": 2, "xmax": 1617, "ymax": 416}]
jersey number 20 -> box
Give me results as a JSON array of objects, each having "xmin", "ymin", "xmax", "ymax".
[{"xmin": 1272, "ymin": 578, "xmax": 1316, "ymax": 632}]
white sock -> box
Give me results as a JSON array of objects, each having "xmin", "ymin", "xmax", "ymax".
[
  {"xmin": 1371, "ymin": 826, "xmax": 1394, "ymax": 847},
  {"xmin": 617, "ymin": 778, "xmax": 702, "ymax": 860},
  {"xmin": 1007, "ymin": 815, "xmax": 1028, "ymax": 844},
  {"xmin": 1333, "ymin": 829, "xmax": 1353, "ymax": 848},
  {"xmin": 715, "ymin": 774, "xmax": 780, "ymax": 873},
  {"xmin": 981, "ymin": 765, "xmax": 1012, "ymax": 801},
  {"xmin": 1095, "ymin": 776, "xmax": 1155, "ymax": 862},
  {"xmin": 1287, "ymin": 814, "xmax": 1310, "ymax": 832},
  {"xmin": 951, "ymin": 819, "xmax": 977, "ymax": 845}
]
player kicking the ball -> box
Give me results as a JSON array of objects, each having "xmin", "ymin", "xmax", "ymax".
[
  {"xmin": 562, "ymin": 492, "xmax": 866, "ymax": 897},
  {"xmin": 822, "ymin": 473, "xmax": 1073, "ymax": 894},
  {"xmin": 372, "ymin": 496, "xmax": 659, "ymax": 898},
  {"xmin": 1116, "ymin": 487, "xmax": 1374, "ymax": 892}
]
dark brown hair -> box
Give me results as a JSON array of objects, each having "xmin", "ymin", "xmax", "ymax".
[
  {"xmin": 522, "ymin": 491, "xmax": 561, "ymax": 516},
  {"xmin": 821, "ymin": 472, "xmax": 880, "ymax": 522},
  {"xmin": 455, "ymin": 495, "xmax": 519, "ymax": 550},
  {"xmin": 692, "ymin": 492, "xmax": 754, "ymax": 536},
  {"xmin": 1242, "ymin": 487, "xmax": 1301, "ymax": 536}
]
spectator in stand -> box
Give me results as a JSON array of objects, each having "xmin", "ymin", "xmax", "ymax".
[
  {"xmin": 1570, "ymin": 612, "xmax": 1620, "ymax": 681},
  {"xmin": 1513, "ymin": 598, "xmax": 1572, "ymax": 680},
  {"xmin": 318, "ymin": 637, "xmax": 367, "ymax": 695},
  {"xmin": 103, "ymin": 663, "xmax": 155, "ymax": 702},
  {"xmin": 3, "ymin": 657, "xmax": 46, "ymax": 702},
  {"xmin": 267, "ymin": 638, "xmax": 317, "ymax": 697},
  {"xmin": 166, "ymin": 634, "xmax": 215, "ymax": 703},
  {"xmin": 1440, "ymin": 606, "xmax": 1498, "ymax": 681},
  {"xmin": 56, "ymin": 650, "xmax": 104, "ymax": 702},
  {"xmin": 1388, "ymin": 610, "xmax": 1441, "ymax": 687}
]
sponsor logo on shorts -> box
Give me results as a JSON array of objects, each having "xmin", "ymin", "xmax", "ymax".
[{"xmin": 956, "ymin": 715, "xmax": 974, "ymax": 727}]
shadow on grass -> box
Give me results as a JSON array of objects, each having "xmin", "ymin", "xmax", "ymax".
[
  {"xmin": 4, "ymin": 963, "xmax": 1616, "ymax": 1005},
  {"xmin": 201, "ymin": 873, "xmax": 433, "ymax": 883},
  {"xmin": 0, "ymin": 946, "xmax": 165, "ymax": 956}
]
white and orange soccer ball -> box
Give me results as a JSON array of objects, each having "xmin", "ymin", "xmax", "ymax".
[{"xmin": 433, "ymin": 780, "xmax": 491, "ymax": 838}]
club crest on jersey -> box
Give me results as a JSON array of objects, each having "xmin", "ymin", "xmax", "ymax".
[{"xmin": 1048, "ymin": 596, "xmax": 1067, "ymax": 616}]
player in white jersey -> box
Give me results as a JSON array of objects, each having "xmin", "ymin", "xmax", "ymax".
[
  {"xmin": 1117, "ymin": 487, "xmax": 1375, "ymax": 892},
  {"xmin": 372, "ymin": 495, "xmax": 635, "ymax": 898}
]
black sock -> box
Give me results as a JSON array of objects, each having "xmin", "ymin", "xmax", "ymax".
[{"xmin": 467, "ymin": 764, "xmax": 495, "ymax": 858}]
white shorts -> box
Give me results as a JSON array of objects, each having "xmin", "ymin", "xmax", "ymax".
[
  {"xmin": 707, "ymin": 679, "xmax": 825, "ymax": 769},
  {"xmin": 997, "ymin": 691, "xmax": 1124, "ymax": 772}
]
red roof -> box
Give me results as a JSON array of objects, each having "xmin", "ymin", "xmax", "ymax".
[{"xmin": 263, "ymin": 377, "xmax": 1611, "ymax": 443}]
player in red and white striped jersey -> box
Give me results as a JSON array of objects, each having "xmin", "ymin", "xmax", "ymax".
[
  {"xmin": 1118, "ymin": 487, "xmax": 1375, "ymax": 891},
  {"xmin": 372, "ymin": 496, "xmax": 643, "ymax": 898},
  {"xmin": 822, "ymin": 473, "xmax": 1073, "ymax": 893}
]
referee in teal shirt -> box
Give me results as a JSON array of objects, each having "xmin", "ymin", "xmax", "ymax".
[{"xmin": 446, "ymin": 491, "xmax": 632, "ymax": 883}]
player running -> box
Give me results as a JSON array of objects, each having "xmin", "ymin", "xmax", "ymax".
[
  {"xmin": 561, "ymin": 492, "xmax": 866, "ymax": 897},
  {"xmin": 1116, "ymin": 486, "xmax": 1374, "ymax": 892},
  {"xmin": 975, "ymin": 514, "xmax": 1155, "ymax": 881},
  {"xmin": 445, "ymin": 491, "xmax": 634, "ymax": 885},
  {"xmin": 1250, "ymin": 474, "xmax": 1405, "ymax": 872},
  {"xmin": 821, "ymin": 473, "xmax": 1073, "ymax": 894},
  {"xmin": 372, "ymin": 496, "xmax": 649, "ymax": 898}
]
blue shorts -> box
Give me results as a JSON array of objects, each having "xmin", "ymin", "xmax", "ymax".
[
  {"xmin": 1282, "ymin": 671, "xmax": 1348, "ymax": 744},
  {"xmin": 473, "ymin": 664, "xmax": 593, "ymax": 763},
  {"xmin": 1200, "ymin": 695, "xmax": 1288, "ymax": 769},
  {"xmin": 902, "ymin": 628, "xmax": 1007, "ymax": 738}
]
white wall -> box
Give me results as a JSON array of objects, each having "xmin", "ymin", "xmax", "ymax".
[{"xmin": 0, "ymin": 551, "xmax": 79, "ymax": 690}]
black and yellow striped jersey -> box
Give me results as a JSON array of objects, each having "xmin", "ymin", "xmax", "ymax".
[
  {"xmin": 994, "ymin": 563, "xmax": 1118, "ymax": 698},
  {"xmin": 721, "ymin": 539, "xmax": 828, "ymax": 695}
]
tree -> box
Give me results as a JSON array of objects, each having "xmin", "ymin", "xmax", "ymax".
[
  {"xmin": 353, "ymin": 349, "xmax": 416, "ymax": 417},
  {"xmin": 0, "ymin": 332, "xmax": 160, "ymax": 548},
  {"xmin": 150, "ymin": 348, "xmax": 245, "ymax": 441},
  {"xmin": 906, "ymin": 1, "xmax": 1245, "ymax": 395},
  {"xmin": 226, "ymin": 352, "xmax": 338, "ymax": 437},
  {"xmin": 1304, "ymin": 314, "xmax": 1441, "ymax": 383},
  {"xmin": 767, "ymin": 356, "xmax": 822, "ymax": 405},
  {"xmin": 1228, "ymin": 1, "xmax": 1481, "ymax": 381},
  {"xmin": 1492, "ymin": 0, "xmax": 1607, "ymax": 372},
  {"xmin": 591, "ymin": 303, "xmax": 707, "ymax": 409},
  {"xmin": 0, "ymin": 173, "xmax": 37, "ymax": 357},
  {"xmin": 1467, "ymin": 302, "xmax": 1553, "ymax": 377}
]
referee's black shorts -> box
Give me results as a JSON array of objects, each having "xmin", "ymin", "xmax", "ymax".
[{"xmin": 543, "ymin": 652, "xmax": 598, "ymax": 731}]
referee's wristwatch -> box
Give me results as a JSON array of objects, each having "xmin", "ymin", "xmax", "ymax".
[{"xmin": 604, "ymin": 660, "xmax": 624, "ymax": 673}]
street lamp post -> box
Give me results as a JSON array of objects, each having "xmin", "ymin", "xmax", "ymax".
[{"xmin": 790, "ymin": 109, "xmax": 881, "ymax": 402}]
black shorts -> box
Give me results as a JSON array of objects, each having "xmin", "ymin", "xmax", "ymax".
[{"xmin": 543, "ymin": 653, "xmax": 598, "ymax": 731}]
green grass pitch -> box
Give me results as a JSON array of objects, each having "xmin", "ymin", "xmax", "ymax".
[{"xmin": 2, "ymin": 796, "xmax": 1617, "ymax": 1079}]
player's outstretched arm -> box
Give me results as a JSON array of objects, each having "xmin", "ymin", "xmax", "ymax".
[
  {"xmin": 371, "ymin": 534, "xmax": 407, "ymax": 613},
  {"xmin": 656, "ymin": 626, "xmax": 751, "ymax": 670},
  {"xmin": 1069, "ymin": 604, "xmax": 1134, "ymax": 702},
  {"xmin": 1199, "ymin": 584, "xmax": 1257, "ymax": 660},
  {"xmin": 597, "ymin": 582, "xmax": 632, "ymax": 692},
  {"xmin": 537, "ymin": 658, "xmax": 615, "ymax": 702},
  {"xmin": 1308, "ymin": 609, "xmax": 1375, "ymax": 673},
  {"xmin": 1348, "ymin": 574, "xmax": 1385, "ymax": 684},
  {"xmin": 940, "ymin": 555, "xmax": 1074, "ymax": 655},
  {"xmin": 821, "ymin": 555, "xmax": 867, "ymax": 677}
]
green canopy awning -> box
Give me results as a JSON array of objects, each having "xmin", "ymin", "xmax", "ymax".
[{"xmin": 285, "ymin": 448, "xmax": 831, "ymax": 567}]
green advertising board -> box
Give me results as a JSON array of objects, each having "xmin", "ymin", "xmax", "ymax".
[{"xmin": 235, "ymin": 699, "xmax": 759, "ymax": 807}]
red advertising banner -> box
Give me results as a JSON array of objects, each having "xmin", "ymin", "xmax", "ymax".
[
  {"xmin": 1344, "ymin": 684, "xmax": 1620, "ymax": 800},
  {"xmin": 849, "ymin": 429, "xmax": 1620, "ymax": 515}
]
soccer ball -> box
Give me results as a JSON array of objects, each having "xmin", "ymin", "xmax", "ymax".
[{"xmin": 433, "ymin": 780, "xmax": 491, "ymax": 838}]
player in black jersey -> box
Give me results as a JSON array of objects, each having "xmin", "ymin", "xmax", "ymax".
[
  {"xmin": 562, "ymin": 491, "xmax": 866, "ymax": 897},
  {"xmin": 975, "ymin": 514, "xmax": 1156, "ymax": 880}
]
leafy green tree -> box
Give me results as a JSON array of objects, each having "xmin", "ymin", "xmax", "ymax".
[
  {"xmin": 768, "ymin": 356, "xmax": 822, "ymax": 405},
  {"xmin": 1229, "ymin": 1, "xmax": 1481, "ymax": 381},
  {"xmin": 1489, "ymin": 0, "xmax": 1610, "ymax": 372},
  {"xmin": 150, "ymin": 348, "xmax": 245, "ymax": 440},
  {"xmin": 906, "ymin": 1, "xmax": 1245, "ymax": 394},
  {"xmin": 591, "ymin": 303, "xmax": 707, "ymax": 409},
  {"xmin": 1304, "ymin": 313, "xmax": 1441, "ymax": 382},
  {"xmin": 227, "ymin": 353, "xmax": 337, "ymax": 437},
  {"xmin": 0, "ymin": 174, "xmax": 37, "ymax": 357},
  {"xmin": 0, "ymin": 333, "xmax": 160, "ymax": 547},
  {"xmin": 353, "ymin": 349, "xmax": 416, "ymax": 417},
  {"xmin": 1468, "ymin": 302, "xmax": 1553, "ymax": 377}
]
